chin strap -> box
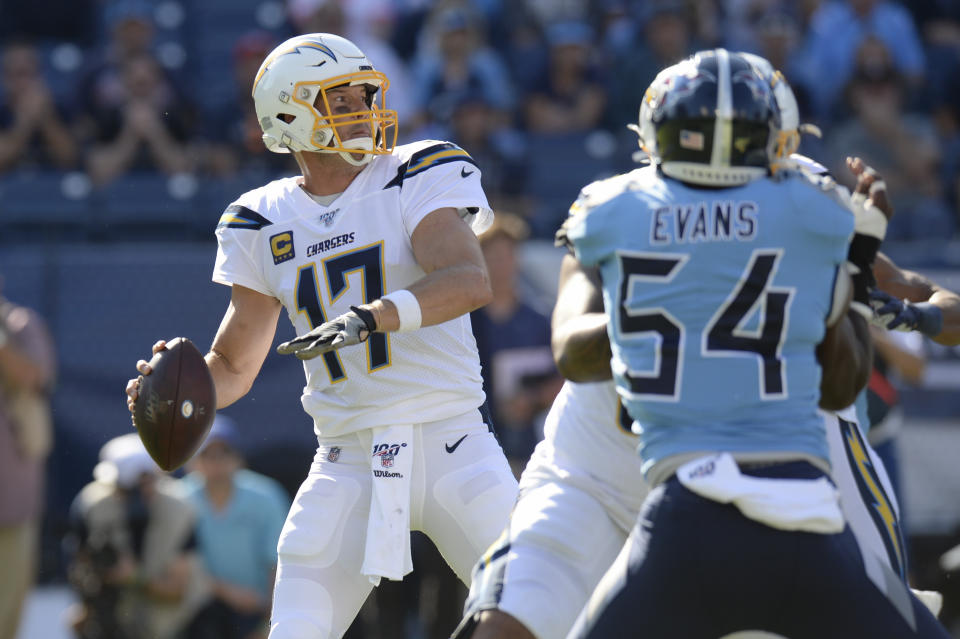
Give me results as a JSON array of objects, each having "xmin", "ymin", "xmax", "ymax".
[{"xmin": 335, "ymin": 137, "xmax": 378, "ymax": 166}]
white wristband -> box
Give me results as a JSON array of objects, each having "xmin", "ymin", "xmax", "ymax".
[{"xmin": 381, "ymin": 289, "xmax": 422, "ymax": 332}]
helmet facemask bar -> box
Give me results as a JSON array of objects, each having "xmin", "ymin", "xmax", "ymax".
[{"xmin": 292, "ymin": 70, "xmax": 398, "ymax": 165}]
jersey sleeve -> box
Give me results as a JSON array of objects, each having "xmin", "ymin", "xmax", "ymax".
[
  {"xmin": 790, "ymin": 172, "xmax": 856, "ymax": 265},
  {"xmin": 558, "ymin": 184, "xmax": 620, "ymax": 268},
  {"xmin": 397, "ymin": 142, "xmax": 492, "ymax": 237},
  {"xmin": 212, "ymin": 204, "xmax": 275, "ymax": 297}
]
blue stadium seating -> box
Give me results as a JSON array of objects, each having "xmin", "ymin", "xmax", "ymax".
[
  {"xmin": 94, "ymin": 172, "xmax": 199, "ymax": 237},
  {"xmin": 524, "ymin": 132, "xmax": 615, "ymax": 239},
  {"xmin": 0, "ymin": 171, "xmax": 94, "ymax": 239}
]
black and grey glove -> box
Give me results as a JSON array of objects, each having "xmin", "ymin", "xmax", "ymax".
[{"xmin": 277, "ymin": 306, "xmax": 377, "ymax": 360}]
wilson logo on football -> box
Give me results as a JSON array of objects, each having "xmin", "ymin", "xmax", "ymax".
[{"xmin": 143, "ymin": 391, "xmax": 169, "ymax": 424}]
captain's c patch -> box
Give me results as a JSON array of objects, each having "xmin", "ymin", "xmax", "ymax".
[{"xmin": 270, "ymin": 231, "xmax": 295, "ymax": 265}]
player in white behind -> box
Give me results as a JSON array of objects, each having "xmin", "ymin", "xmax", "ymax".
[
  {"xmin": 126, "ymin": 33, "xmax": 518, "ymax": 639},
  {"xmin": 453, "ymin": 252, "xmax": 647, "ymax": 639}
]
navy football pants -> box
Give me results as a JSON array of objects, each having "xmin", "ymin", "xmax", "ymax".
[{"xmin": 571, "ymin": 462, "xmax": 950, "ymax": 639}]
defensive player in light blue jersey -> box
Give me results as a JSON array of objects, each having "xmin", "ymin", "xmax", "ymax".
[{"xmin": 562, "ymin": 49, "xmax": 950, "ymax": 638}]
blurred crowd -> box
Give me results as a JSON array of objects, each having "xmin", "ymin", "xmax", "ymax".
[{"xmin": 1, "ymin": 0, "xmax": 960, "ymax": 241}]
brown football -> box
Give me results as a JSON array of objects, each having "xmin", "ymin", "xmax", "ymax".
[{"xmin": 133, "ymin": 337, "xmax": 216, "ymax": 471}]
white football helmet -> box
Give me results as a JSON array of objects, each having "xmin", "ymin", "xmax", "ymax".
[
  {"xmin": 738, "ymin": 52, "xmax": 821, "ymax": 172},
  {"xmin": 252, "ymin": 33, "xmax": 398, "ymax": 166}
]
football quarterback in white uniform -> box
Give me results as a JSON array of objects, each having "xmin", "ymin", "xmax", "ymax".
[{"xmin": 127, "ymin": 33, "xmax": 517, "ymax": 639}]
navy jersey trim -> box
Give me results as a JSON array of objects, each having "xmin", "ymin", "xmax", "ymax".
[
  {"xmin": 217, "ymin": 205, "xmax": 273, "ymax": 230},
  {"xmin": 383, "ymin": 143, "xmax": 479, "ymax": 190}
]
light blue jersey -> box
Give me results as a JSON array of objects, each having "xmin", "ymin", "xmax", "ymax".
[
  {"xmin": 564, "ymin": 165, "xmax": 855, "ymax": 477},
  {"xmin": 181, "ymin": 469, "xmax": 290, "ymax": 597}
]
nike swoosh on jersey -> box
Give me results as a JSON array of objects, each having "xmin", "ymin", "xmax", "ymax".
[
  {"xmin": 383, "ymin": 142, "xmax": 478, "ymax": 189},
  {"xmin": 461, "ymin": 167, "xmax": 474, "ymax": 178},
  {"xmin": 445, "ymin": 434, "xmax": 468, "ymax": 453}
]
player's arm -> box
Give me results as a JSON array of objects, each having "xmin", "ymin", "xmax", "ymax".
[
  {"xmin": 551, "ymin": 253, "xmax": 612, "ymax": 382},
  {"xmin": 872, "ymin": 252, "xmax": 960, "ymax": 346},
  {"xmin": 816, "ymin": 156, "xmax": 892, "ymax": 410},
  {"xmin": 817, "ymin": 307, "xmax": 873, "ymax": 411},
  {"xmin": 127, "ymin": 284, "xmax": 281, "ymax": 411},
  {"xmin": 205, "ymin": 284, "xmax": 283, "ymax": 407},
  {"xmin": 277, "ymin": 208, "xmax": 493, "ymax": 359},
  {"xmin": 374, "ymin": 206, "xmax": 493, "ymax": 329}
]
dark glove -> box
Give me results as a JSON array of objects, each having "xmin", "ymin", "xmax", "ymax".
[
  {"xmin": 277, "ymin": 306, "xmax": 377, "ymax": 360},
  {"xmin": 846, "ymin": 160, "xmax": 891, "ymax": 317},
  {"xmin": 869, "ymin": 289, "xmax": 943, "ymax": 337}
]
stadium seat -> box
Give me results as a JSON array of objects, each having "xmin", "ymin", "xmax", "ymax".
[
  {"xmin": 524, "ymin": 131, "xmax": 615, "ymax": 239},
  {"xmin": 94, "ymin": 172, "xmax": 199, "ymax": 239},
  {"xmin": 0, "ymin": 171, "xmax": 94, "ymax": 240},
  {"xmin": 184, "ymin": 1, "xmax": 288, "ymax": 112}
]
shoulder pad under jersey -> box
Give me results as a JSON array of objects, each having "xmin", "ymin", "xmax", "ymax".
[{"xmin": 557, "ymin": 167, "xmax": 652, "ymax": 248}]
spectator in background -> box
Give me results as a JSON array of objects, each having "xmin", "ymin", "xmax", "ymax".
[
  {"xmin": 0, "ymin": 284, "xmax": 56, "ymax": 639},
  {"xmin": 0, "ymin": 40, "xmax": 78, "ymax": 171},
  {"xmin": 471, "ymin": 213, "xmax": 561, "ymax": 477},
  {"xmin": 0, "ymin": 0, "xmax": 96, "ymax": 44},
  {"xmin": 605, "ymin": 2, "xmax": 697, "ymax": 134},
  {"xmin": 445, "ymin": 91, "xmax": 529, "ymax": 215},
  {"xmin": 793, "ymin": 0, "xmax": 925, "ymax": 122},
  {"xmin": 286, "ymin": 0, "xmax": 415, "ymax": 132},
  {"xmin": 753, "ymin": 12, "xmax": 803, "ymax": 98},
  {"xmin": 83, "ymin": 51, "xmax": 196, "ymax": 185},
  {"xmin": 751, "ymin": 11, "xmax": 821, "ymax": 155},
  {"xmin": 78, "ymin": 0, "xmax": 160, "ymax": 116},
  {"xmin": 826, "ymin": 37, "xmax": 954, "ymax": 240},
  {"xmin": 409, "ymin": 5, "xmax": 514, "ymax": 133},
  {"xmin": 181, "ymin": 416, "xmax": 289, "ymax": 639},
  {"xmin": 523, "ymin": 20, "xmax": 606, "ymax": 135},
  {"xmin": 935, "ymin": 63, "xmax": 960, "ymax": 230},
  {"xmin": 201, "ymin": 31, "xmax": 292, "ymax": 178},
  {"xmin": 719, "ymin": 0, "xmax": 785, "ymax": 51},
  {"xmin": 67, "ymin": 434, "xmax": 211, "ymax": 639}
]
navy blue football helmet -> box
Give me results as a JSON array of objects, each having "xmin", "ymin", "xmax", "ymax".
[{"xmin": 633, "ymin": 49, "xmax": 783, "ymax": 186}]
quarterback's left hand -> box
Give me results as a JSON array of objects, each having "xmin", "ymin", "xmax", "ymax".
[
  {"xmin": 869, "ymin": 289, "xmax": 943, "ymax": 336},
  {"xmin": 277, "ymin": 306, "xmax": 378, "ymax": 360}
]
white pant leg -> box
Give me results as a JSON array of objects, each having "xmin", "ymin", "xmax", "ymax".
[
  {"xmin": 416, "ymin": 410, "xmax": 519, "ymax": 583},
  {"xmin": 458, "ymin": 451, "xmax": 631, "ymax": 639},
  {"xmin": 505, "ymin": 481, "xmax": 629, "ymax": 639},
  {"xmin": 269, "ymin": 436, "xmax": 375, "ymax": 639}
]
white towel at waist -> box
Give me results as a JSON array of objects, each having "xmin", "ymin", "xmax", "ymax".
[
  {"xmin": 362, "ymin": 424, "xmax": 415, "ymax": 586},
  {"xmin": 676, "ymin": 453, "xmax": 844, "ymax": 534}
]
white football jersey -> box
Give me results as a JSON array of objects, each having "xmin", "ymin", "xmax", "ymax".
[
  {"xmin": 522, "ymin": 380, "xmax": 647, "ymax": 532},
  {"xmin": 213, "ymin": 140, "xmax": 491, "ymax": 437}
]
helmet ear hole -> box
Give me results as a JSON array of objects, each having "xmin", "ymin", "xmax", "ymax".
[{"xmin": 277, "ymin": 113, "xmax": 295, "ymax": 124}]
